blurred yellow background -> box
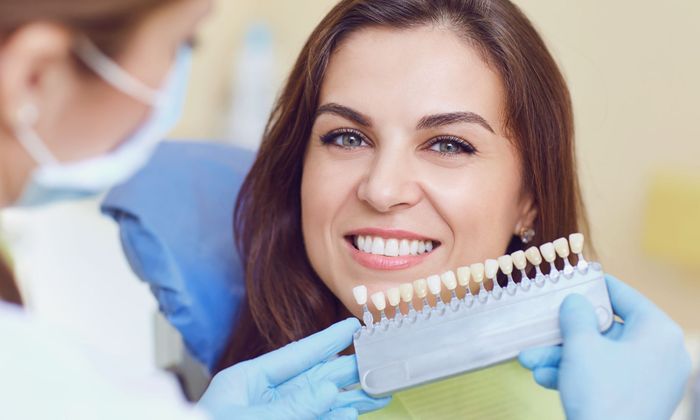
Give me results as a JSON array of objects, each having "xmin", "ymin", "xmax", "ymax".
[{"xmin": 173, "ymin": 0, "xmax": 700, "ymax": 328}]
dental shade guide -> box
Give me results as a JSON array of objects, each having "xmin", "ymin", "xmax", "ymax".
[
  {"xmin": 569, "ymin": 233, "xmax": 588, "ymax": 272},
  {"xmin": 413, "ymin": 279, "xmax": 431, "ymax": 319},
  {"xmin": 456, "ymin": 266, "xmax": 474, "ymax": 307},
  {"xmin": 554, "ymin": 238, "xmax": 575, "ymax": 278},
  {"xmin": 539, "ymin": 242, "xmax": 559, "ymax": 282},
  {"xmin": 370, "ymin": 291, "xmax": 389, "ymax": 330},
  {"xmin": 525, "ymin": 246, "xmax": 546, "ymax": 287},
  {"xmin": 427, "ymin": 275, "xmax": 446, "ymax": 314},
  {"xmin": 511, "ymin": 250, "xmax": 531, "ymax": 291},
  {"xmin": 498, "ymin": 255, "xmax": 517, "ymax": 296},
  {"xmin": 400, "ymin": 283, "xmax": 418, "ymax": 323},
  {"xmin": 471, "ymin": 263, "xmax": 488, "ymax": 303},
  {"xmin": 440, "ymin": 271, "xmax": 460, "ymax": 311},
  {"xmin": 387, "ymin": 287, "xmax": 402, "ymax": 324},
  {"xmin": 352, "ymin": 233, "xmax": 613, "ymax": 397},
  {"xmin": 352, "ymin": 285, "xmax": 374, "ymax": 331},
  {"xmin": 484, "ymin": 259, "xmax": 503, "ymax": 299}
]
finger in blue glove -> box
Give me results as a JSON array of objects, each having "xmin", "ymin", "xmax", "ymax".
[
  {"xmin": 255, "ymin": 318, "xmax": 361, "ymax": 386},
  {"xmin": 198, "ymin": 318, "xmax": 391, "ymax": 420},
  {"xmin": 517, "ymin": 275, "xmax": 691, "ymax": 420},
  {"xmin": 237, "ymin": 380, "xmax": 339, "ymax": 420}
]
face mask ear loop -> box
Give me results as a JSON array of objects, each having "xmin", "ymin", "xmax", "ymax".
[
  {"xmin": 73, "ymin": 36, "xmax": 160, "ymax": 106},
  {"xmin": 13, "ymin": 103, "xmax": 59, "ymax": 165}
]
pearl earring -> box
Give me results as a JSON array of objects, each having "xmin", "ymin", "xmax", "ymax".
[{"xmin": 519, "ymin": 227, "xmax": 535, "ymax": 244}]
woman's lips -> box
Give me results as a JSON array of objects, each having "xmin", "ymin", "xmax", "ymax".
[{"xmin": 345, "ymin": 238, "xmax": 434, "ymax": 270}]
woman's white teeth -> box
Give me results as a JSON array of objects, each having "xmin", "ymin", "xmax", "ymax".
[
  {"xmin": 371, "ymin": 237, "xmax": 385, "ymax": 255},
  {"xmin": 362, "ymin": 236, "xmax": 373, "ymax": 253},
  {"xmin": 354, "ymin": 235, "xmax": 435, "ymax": 256},
  {"xmin": 410, "ymin": 240, "xmax": 419, "ymax": 255},
  {"xmin": 385, "ymin": 239, "xmax": 399, "ymax": 257},
  {"xmin": 399, "ymin": 239, "xmax": 410, "ymax": 256}
]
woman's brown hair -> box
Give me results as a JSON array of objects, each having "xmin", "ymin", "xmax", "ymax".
[
  {"xmin": 0, "ymin": 0, "xmax": 173, "ymax": 305},
  {"xmin": 0, "ymin": 259, "xmax": 22, "ymax": 305},
  {"xmin": 218, "ymin": 0, "xmax": 588, "ymax": 370}
]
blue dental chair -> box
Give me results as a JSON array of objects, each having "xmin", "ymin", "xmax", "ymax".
[{"xmin": 101, "ymin": 141, "xmax": 254, "ymax": 375}]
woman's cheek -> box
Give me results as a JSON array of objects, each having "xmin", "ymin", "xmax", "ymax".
[{"xmin": 424, "ymin": 164, "xmax": 521, "ymax": 262}]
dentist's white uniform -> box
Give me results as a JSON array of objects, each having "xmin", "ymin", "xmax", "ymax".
[
  {"xmin": 0, "ymin": 302, "xmax": 205, "ymax": 419},
  {"xmin": 0, "ymin": 36, "xmax": 206, "ymax": 419}
]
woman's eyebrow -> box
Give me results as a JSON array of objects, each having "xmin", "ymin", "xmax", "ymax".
[
  {"xmin": 315, "ymin": 104, "xmax": 495, "ymax": 134},
  {"xmin": 416, "ymin": 112, "xmax": 495, "ymax": 134},
  {"xmin": 315, "ymin": 103, "xmax": 373, "ymax": 127}
]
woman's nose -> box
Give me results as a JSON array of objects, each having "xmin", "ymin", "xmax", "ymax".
[{"xmin": 357, "ymin": 153, "xmax": 422, "ymax": 212}]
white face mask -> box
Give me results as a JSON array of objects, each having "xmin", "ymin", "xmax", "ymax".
[{"xmin": 11, "ymin": 37, "xmax": 192, "ymax": 207}]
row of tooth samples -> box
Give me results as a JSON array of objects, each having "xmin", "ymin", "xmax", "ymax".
[
  {"xmin": 353, "ymin": 235, "xmax": 435, "ymax": 257},
  {"xmin": 353, "ymin": 233, "xmax": 588, "ymax": 327}
]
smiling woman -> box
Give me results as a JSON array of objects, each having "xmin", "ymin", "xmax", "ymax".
[
  {"xmin": 218, "ymin": 0, "xmax": 587, "ymax": 372},
  {"xmin": 305, "ymin": 23, "xmax": 556, "ymax": 308}
]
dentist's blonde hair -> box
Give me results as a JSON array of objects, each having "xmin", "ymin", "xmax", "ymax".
[{"xmin": 218, "ymin": 0, "xmax": 589, "ymax": 370}]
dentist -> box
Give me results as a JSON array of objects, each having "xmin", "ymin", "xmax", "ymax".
[{"xmin": 0, "ymin": 1, "xmax": 386, "ymax": 419}]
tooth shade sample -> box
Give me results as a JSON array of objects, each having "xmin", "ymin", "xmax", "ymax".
[
  {"xmin": 371, "ymin": 237, "xmax": 385, "ymax": 255},
  {"xmin": 525, "ymin": 246, "xmax": 542, "ymax": 265},
  {"xmin": 427, "ymin": 275, "xmax": 442, "ymax": 295},
  {"xmin": 399, "ymin": 239, "xmax": 411, "ymax": 256},
  {"xmin": 425, "ymin": 241, "xmax": 433, "ymax": 252},
  {"xmin": 399, "ymin": 283, "xmax": 414, "ymax": 302},
  {"xmin": 385, "ymin": 239, "xmax": 399, "ymax": 257},
  {"xmin": 456, "ymin": 266, "xmax": 471, "ymax": 286},
  {"xmin": 362, "ymin": 237, "xmax": 373, "ymax": 253},
  {"xmin": 441, "ymin": 271, "xmax": 457, "ymax": 290},
  {"xmin": 553, "ymin": 238, "xmax": 570, "ymax": 258},
  {"xmin": 470, "ymin": 263, "xmax": 485, "ymax": 284},
  {"xmin": 497, "ymin": 255, "xmax": 514, "ymax": 275},
  {"xmin": 484, "ymin": 259, "xmax": 499, "ymax": 280},
  {"xmin": 357, "ymin": 236, "xmax": 364, "ymax": 250},
  {"xmin": 409, "ymin": 240, "xmax": 419, "ymax": 255},
  {"xmin": 353, "ymin": 285, "xmax": 368, "ymax": 305},
  {"xmin": 413, "ymin": 279, "xmax": 428, "ymax": 298},
  {"xmin": 539, "ymin": 242, "xmax": 556, "ymax": 262},
  {"xmin": 386, "ymin": 287, "xmax": 401, "ymax": 307},
  {"xmin": 511, "ymin": 250, "xmax": 527, "ymax": 270},
  {"xmin": 371, "ymin": 291, "xmax": 386, "ymax": 311},
  {"xmin": 569, "ymin": 233, "xmax": 584, "ymax": 254},
  {"xmin": 418, "ymin": 241, "xmax": 426, "ymax": 254}
]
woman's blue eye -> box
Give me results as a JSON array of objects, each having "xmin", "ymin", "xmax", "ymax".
[
  {"xmin": 321, "ymin": 131, "xmax": 368, "ymax": 148},
  {"xmin": 428, "ymin": 138, "xmax": 476, "ymax": 155}
]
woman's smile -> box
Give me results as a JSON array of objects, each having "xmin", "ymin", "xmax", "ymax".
[{"xmin": 343, "ymin": 227, "xmax": 441, "ymax": 270}]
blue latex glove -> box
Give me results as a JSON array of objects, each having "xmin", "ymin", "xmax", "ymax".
[
  {"xmin": 198, "ymin": 318, "xmax": 390, "ymax": 419},
  {"xmin": 519, "ymin": 275, "xmax": 691, "ymax": 420}
]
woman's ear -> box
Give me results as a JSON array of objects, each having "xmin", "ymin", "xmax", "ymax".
[
  {"xmin": 514, "ymin": 194, "xmax": 538, "ymax": 235},
  {"xmin": 0, "ymin": 22, "xmax": 73, "ymax": 131}
]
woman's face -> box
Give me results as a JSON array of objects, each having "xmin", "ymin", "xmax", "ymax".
[{"xmin": 301, "ymin": 26, "xmax": 536, "ymax": 317}]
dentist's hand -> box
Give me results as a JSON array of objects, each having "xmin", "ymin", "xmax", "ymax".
[
  {"xmin": 519, "ymin": 275, "xmax": 691, "ymax": 420},
  {"xmin": 198, "ymin": 318, "xmax": 390, "ymax": 420}
]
